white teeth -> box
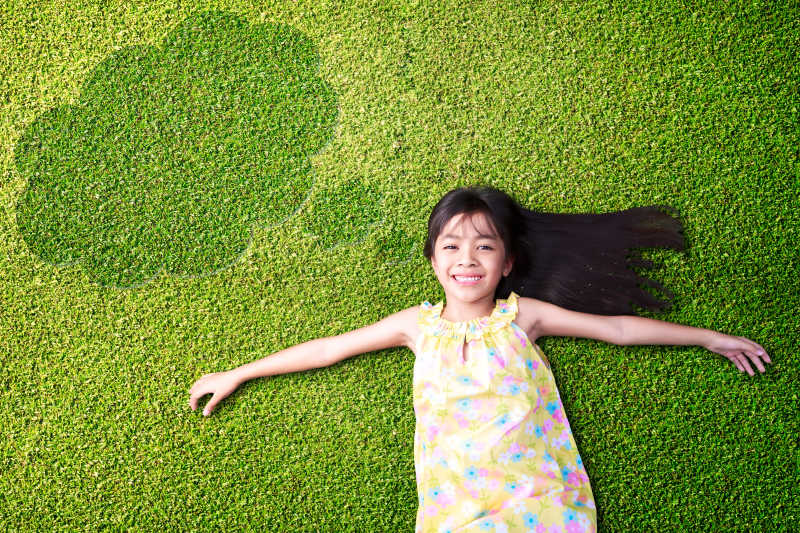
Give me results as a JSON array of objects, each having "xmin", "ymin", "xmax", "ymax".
[{"xmin": 454, "ymin": 276, "xmax": 481, "ymax": 281}]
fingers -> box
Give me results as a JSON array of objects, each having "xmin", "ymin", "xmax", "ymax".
[
  {"xmin": 728, "ymin": 353, "xmax": 745, "ymax": 373},
  {"xmin": 202, "ymin": 395, "xmax": 218, "ymax": 416},
  {"xmin": 741, "ymin": 337, "xmax": 771, "ymax": 363},
  {"xmin": 188, "ymin": 374, "xmax": 213, "ymax": 414},
  {"xmin": 754, "ymin": 344, "xmax": 771, "ymax": 363},
  {"xmin": 730, "ymin": 351, "xmax": 769, "ymax": 377}
]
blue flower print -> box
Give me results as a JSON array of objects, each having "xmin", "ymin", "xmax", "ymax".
[
  {"xmin": 495, "ymin": 413, "xmax": 511, "ymax": 428},
  {"xmin": 534, "ymin": 424, "xmax": 544, "ymax": 438},
  {"xmin": 509, "ymin": 382, "xmax": 521, "ymax": 396},
  {"xmin": 511, "ymin": 450, "xmax": 525, "ymax": 463},
  {"xmin": 524, "ymin": 358, "xmax": 534, "ymax": 374},
  {"xmin": 457, "ymin": 398, "xmax": 472, "ymax": 411},
  {"xmin": 504, "ymin": 481, "xmax": 521, "ymax": 493},
  {"xmin": 543, "ymin": 451, "xmax": 554, "ymax": 463},
  {"xmin": 576, "ymin": 453, "xmax": 583, "ymax": 469},
  {"xmin": 488, "ymin": 347, "xmax": 497, "ymax": 360},
  {"xmin": 464, "ymin": 465, "xmax": 480, "ymax": 480},
  {"xmin": 458, "ymin": 375, "xmax": 473, "ymax": 385},
  {"xmin": 462, "ymin": 439, "xmax": 477, "ymax": 453},
  {"xmin": 563, "ymin": 507, "xmax": 578, "ymax": 522},
  {"xmin": 546, "ymin": 401, "xmax": 559, "ymax": 416},
  {"xmin": 522, "ymin": 512, "xmax": 540, "ymax": 528},
  {"xmin": 477, "ymin": 518, "xmax": 496, "ymax": 531},
  {"xmin": 561, "ymin": 465, "xmax": 573, "ymax": 481},
  {"xmin": 427, "ymin": 486, "xmax": 441, "ymax": 500}
]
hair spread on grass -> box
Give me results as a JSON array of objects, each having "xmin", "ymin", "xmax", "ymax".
[{"xmin": 423, "ymin": 185, "xmax": 687, "ymax": 316}]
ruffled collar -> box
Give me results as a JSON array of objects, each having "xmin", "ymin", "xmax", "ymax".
[{"xmin": 419, "ymin": 291, "xmax": 519, "ymax": 341}]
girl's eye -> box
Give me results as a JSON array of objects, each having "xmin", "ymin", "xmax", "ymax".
[{"xmin": 443, "ymin": 245, "xmax": 493, "ymax": 250}]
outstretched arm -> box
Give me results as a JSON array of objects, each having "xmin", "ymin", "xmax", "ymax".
[
  {"xmin": 522, "ymin": 297, "xmax": 771, "ymax": 377},
  {"xmin": 620, "ymin": 315, "xmax": 772, "ymax": 376}
]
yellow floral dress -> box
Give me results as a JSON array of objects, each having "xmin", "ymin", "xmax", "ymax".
[{"xmin": 412, "ymin": 291, "xmax": 597, "ymax": 533}]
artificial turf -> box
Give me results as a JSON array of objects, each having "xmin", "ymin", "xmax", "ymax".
[{"xmin": 1, "ymin": 1, "xmax": 797, "ymax": 530}]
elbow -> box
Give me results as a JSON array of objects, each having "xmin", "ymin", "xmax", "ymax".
[
  {"xmin": 616, "ymin": 316, "xmax": 627, "ymax": 346},
  {"xmin": 318, "ymin": 336, "xmax": 333, "ymax": 367}
]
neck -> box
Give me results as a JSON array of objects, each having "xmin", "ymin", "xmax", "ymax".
[{"xmin": 441, "ymin": 293, "xmax": 496, "ymax": 322}]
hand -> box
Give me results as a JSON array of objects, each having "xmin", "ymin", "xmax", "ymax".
[
  {"xmin": 705, "ymin": 332, "xmax": 772, "ymax": 376},
  {"xmin": 188, "ymin": 370, "xmax": 242, "ymax": 416}
]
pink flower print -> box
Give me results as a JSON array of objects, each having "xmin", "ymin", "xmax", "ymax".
[
  {"xmin": 513, "ymin": 326, "xmax": 528, "ymax": 347},
  {"xmin": 488, "ymin": 347, "xmax": 507, "ymax": 369},
  {"xmin": 425, "ymin": 424, "xmax": 441, "ymax": 442},
  {"xmin": 548, "ymin": 525, "xmax": 562, "ymax": 533},
  {"xmin": 487, "ymin": 478, "xmax": 500, "ymax": 491},
  {"xmin": 478, "ymin": 467, "xmax": 489, "ymax": 477},
  {"xmin": 535, "ymin": 525, "xmax": 547, "ymax": 533},
  {"xmin": 498, "ymin": 375, "xmax": 520, "ymax": 396},
  {"xmin": 453, "ymin": 411, "xmax": 471, "ymax": 429},
  {"xmin": 438, "ymin": 492, "xmax": 456, "ymax": 508},
  {"xmin": 568, "ymin": 519, "xmax": 587, "ymax": 533},
  {"xmin": 566, "ymin": 470, "xmax": 582, "ymax": 489},
  {"xmin": 422, "ymin": 503, "xmax": 439, "ymax": 518},
  {"xmin": 542, "ymin": 418, "xmax": 554, "ymax": 434}
]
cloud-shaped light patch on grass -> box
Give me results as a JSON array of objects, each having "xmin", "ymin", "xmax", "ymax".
[{"xmin": 14, "ymin": 10, "xmax": 338, "ymax": 288}]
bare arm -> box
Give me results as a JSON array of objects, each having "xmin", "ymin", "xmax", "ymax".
[
  {"xmin": 619, "ymin": 316, "xmax": 716, "ymax": 347},
  {"xmin": 230, "ymin": 303, "xmax": 415, "ymax": 382},
  {"xmin": 519, "ymin": 297, "xmax": 771, "ymax": 377},
  {"xmin": 231, "ymin": 337, "xmax": 330, "ymax": 383},
  {"xmin": 619, "ymin": 315, "xmax": 771, "ymax": 376},
  {"xmin": 189, "ymin": 305, "xmax": 417, "ymax": 416}
]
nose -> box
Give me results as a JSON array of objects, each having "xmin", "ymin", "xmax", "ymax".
[{"xmin": 458, "ymin": 248, "xmax": 477, "ymax": 266}]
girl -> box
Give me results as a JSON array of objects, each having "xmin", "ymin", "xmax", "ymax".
[{"xmin": 188, "ymin": 185, "xmax": 770, "ymax": 532}]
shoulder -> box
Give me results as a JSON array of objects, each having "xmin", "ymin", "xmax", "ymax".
[
  {"xmin": 324, "ymin": 304, "xmax": 421, "ymax": 366},
  {"xmin": 404, "ymin": 304, "xmax": 423, "ymax": 350},
  {"xmin": 383, "ymin": 304, "xmax": 423, "ymax": 351}
]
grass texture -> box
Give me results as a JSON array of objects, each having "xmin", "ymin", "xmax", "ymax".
[{"xmin": 1, "ymin": 1, "xmax": 797, "ymax": 531}]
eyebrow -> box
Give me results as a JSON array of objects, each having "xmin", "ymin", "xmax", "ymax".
[{"xmin": 440, "ymin": 233, "xmax": 498, "ymax": 241}]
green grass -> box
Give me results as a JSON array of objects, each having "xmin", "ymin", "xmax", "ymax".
[{"xmin": 1, "ymin": 0, "xmax": 797, "ymax": 531}]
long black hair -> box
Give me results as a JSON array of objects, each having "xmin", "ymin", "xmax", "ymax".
[{"xmin": 423, "ymin": 185, "xmax": 687, "ymax": 316}]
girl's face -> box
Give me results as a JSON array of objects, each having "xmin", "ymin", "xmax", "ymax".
[{"xmin": 430, "ymin": 211, "xmax": 513, "ymax": 303}]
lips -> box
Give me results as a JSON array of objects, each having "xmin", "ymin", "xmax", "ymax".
[{"xmin": 452, "ymin": 274, "xmax": 483, "ymax": 283}]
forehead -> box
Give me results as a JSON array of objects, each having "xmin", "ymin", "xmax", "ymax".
[{"xmin": 438, "ymin": 212, "xmax": 498, "ymax": 239}]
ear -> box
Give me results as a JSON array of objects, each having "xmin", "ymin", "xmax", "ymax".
[{"xmin": 503, "ymin": 253, "xmax": 514, "ymax": 277}]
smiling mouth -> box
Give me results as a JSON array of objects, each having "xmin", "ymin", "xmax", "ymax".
[{"xmin": 452, "ymin": 275, "xmax": 483, "ymax": 282}]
